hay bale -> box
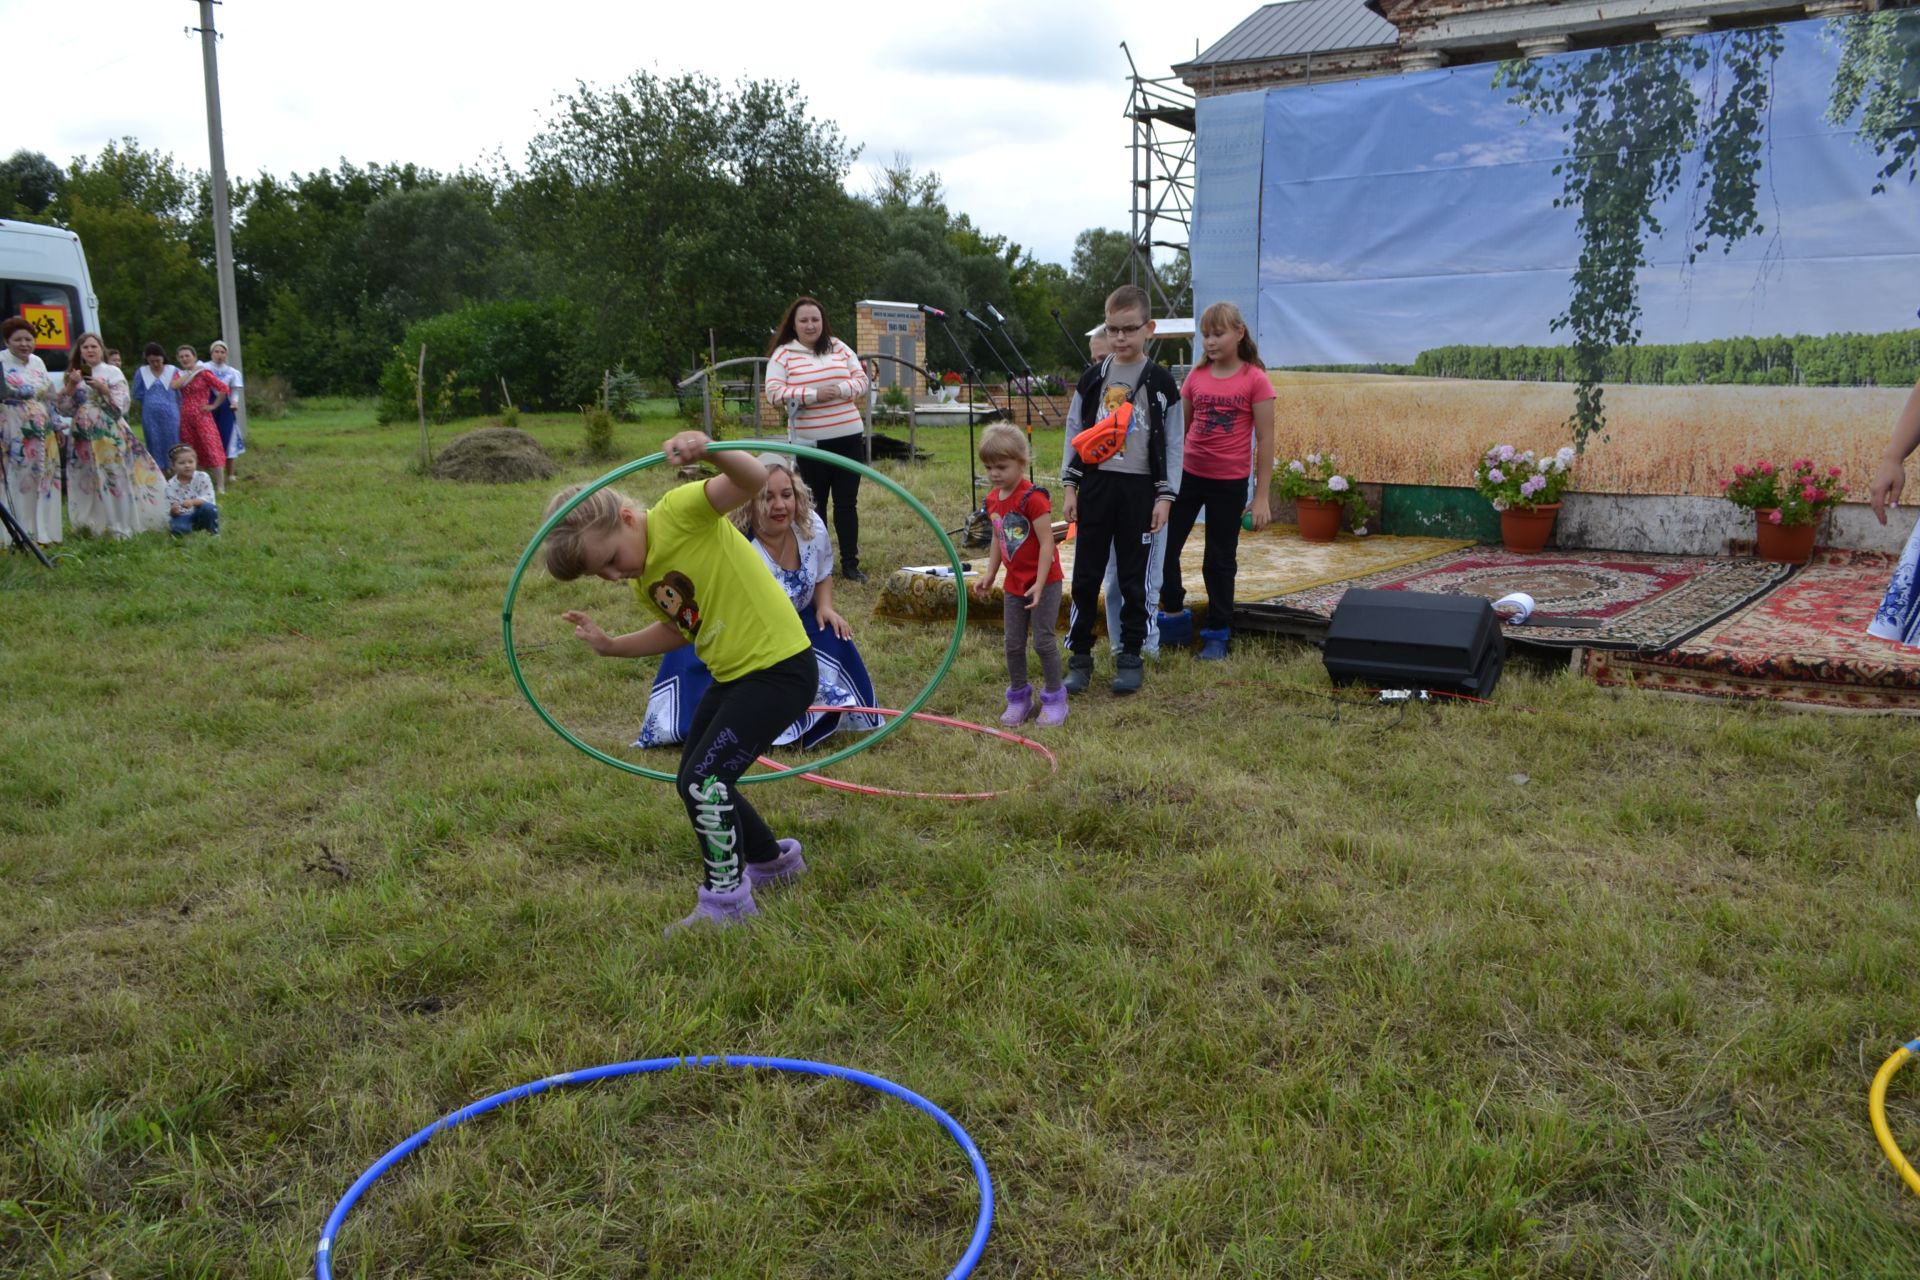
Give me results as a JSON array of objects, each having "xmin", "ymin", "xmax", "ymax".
[{"xmin": 429, "ymin": 428, "xmax": 559, "ymax": 483}]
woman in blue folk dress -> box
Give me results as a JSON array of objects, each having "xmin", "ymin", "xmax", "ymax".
[
  {"xmin": 637, "ymin": 454, "xmax": 883, "ymax": 750},
  {"xmin": 134, "ymin": 343, "xmax": 181, "ymax": 470},
  {"xmin": 1868, "ymin": 379, "xmax": 1920, "ymax": 646}
]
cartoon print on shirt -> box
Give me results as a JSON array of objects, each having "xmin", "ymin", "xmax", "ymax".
[
  {"xmin": 1203, "ymin": 402, "xmax": 1236, "ymax": 435},
  {"xmin": 997, "ymin": 506, "xmax": 1032, "ymax": 563},
  {"xmin": 650, "ymin": 570, "xmax": 702, "ymax": 638}
]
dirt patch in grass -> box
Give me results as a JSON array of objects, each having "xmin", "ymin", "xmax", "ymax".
[{"xmin": 429, "ymin": 427, "xmax": 559, "ymax": 484}]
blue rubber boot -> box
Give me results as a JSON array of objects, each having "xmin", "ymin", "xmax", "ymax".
[
  {"xmin": 1197, "ymin": 627, "xmax": 1232, "ymax": 661},
  {"xmin": 1156, "ymin": 608, "xmax": 1193, "ymax": 649},
  {"xmin": 1063, "ymin": 653, "xmax": 1095, "ymax": 695}
]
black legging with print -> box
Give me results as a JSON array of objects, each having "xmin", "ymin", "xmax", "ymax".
[
  {"xmin": 676, "ymin": 647, "xmax": 818, "ymax": 890},
  {"xmin": 796, "ymin": 431, "xmax": 867, "ymax": 576}
]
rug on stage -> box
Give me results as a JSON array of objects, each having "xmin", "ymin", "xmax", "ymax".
[
  {"xmin": 1258, "ymin": 548, "xmax": 1798, "ymax": 651},
  {"xmin": 1584, "ymin": 549, "xmax": 1920, "ymax": 712},
  {"xmin": 874, "ymin": 525, "xmax": 1470, "ymax": 627}
]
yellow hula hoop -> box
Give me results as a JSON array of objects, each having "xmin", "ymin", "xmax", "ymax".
[{"xmin": 1870, "ymin": 1039, "xmax": 1920, "ymax": 1197}]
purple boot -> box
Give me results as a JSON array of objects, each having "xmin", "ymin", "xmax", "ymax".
[
  {"xmin": 1036, "ymin": 685, "xmax": 1068, "ymax": 726},
  {"xmin": 1001, "ymin": 683, "xmax": 1036, "ymax": 727},
  {"xmin": 664, "ymin": 881, "xmax": 759, "ymax": 937},
  {"xmin": 746, "ymin": 838, "xmax": 808, "ymax": 892}
]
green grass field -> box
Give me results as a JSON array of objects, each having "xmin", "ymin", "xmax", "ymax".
[{"xmin": 5, "ymin": 400, "xmax": 1920, "ymax": 1277}]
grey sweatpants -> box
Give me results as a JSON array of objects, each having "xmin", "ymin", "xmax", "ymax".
[{"xmin": 1003, "ymin": 578, "xmax": 1065, "ymax": 690}]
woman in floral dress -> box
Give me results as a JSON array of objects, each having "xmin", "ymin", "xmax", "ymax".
[
  {"xmin": 170, "ymin": 344, "xmax": 227, "ymax": 494},
  {"xmin": 0, "ymin": 315, "xmax": 62, "ymax": 546},
  {"xmin": 58, "ymin": 333, "xmax": 167, "ymax": 538},
  {"xmin": 636, "ymin": 454, "xmax": 882, "ymax": 750}
]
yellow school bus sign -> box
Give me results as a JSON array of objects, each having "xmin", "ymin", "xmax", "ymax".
[{"xmin": 21, "ymin": 304, "xmax": 69, "ymax": 351}]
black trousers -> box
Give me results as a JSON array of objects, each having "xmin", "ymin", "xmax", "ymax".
[
  {"xmin": 1161, "ymin": 471, "xmax": 1248, "ymax": 631},
  {"xmin": 1067, "ymin": 469, "xmax": 1155, "ymax": 657},
  {"xmin": 677, "ymin": 647, "xmax": 817, "ymax": 890},
  {"xmin": 796, "ymin": 432, "xmax": 867, "ymax": 573}
]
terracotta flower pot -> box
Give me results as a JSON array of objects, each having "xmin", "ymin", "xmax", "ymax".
[
  {"xmin": 1294, "ymin": 496, "xmax": 1343, "ymax": 542},
  {"xmin": 1499, "ymin": 502, "xmax": 1560, "ymax": 554},
  {"xmin": 1754, "ymin": 516, "xmax": 1816, "ymax": 564}
]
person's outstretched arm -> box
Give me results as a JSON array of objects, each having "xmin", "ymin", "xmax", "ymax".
[{"xmin": 1871, "ymin": 379, "xmax": 1920, "ymax": 524}]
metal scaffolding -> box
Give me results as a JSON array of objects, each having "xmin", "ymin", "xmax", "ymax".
[{"xmin": 1121, "ymin": 42, "xmax": 1196, "ymax": 320}]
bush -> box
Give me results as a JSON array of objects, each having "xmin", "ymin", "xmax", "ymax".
[
  {"xmin": 500, "ymin": 404, "xmax": 520, "ymax": 429},
  {"xmin": 249, "ymin": 374, "xmax": 295, "ymax": 420},
  {"xmin": 581, "ymin": 406, "xmax": 615, "ymax": 459},
  {"xmin": 603, "ymin": 365, "xmax": 648, "ymax": 421},
  {"xmin": 376, "ymin": 299, "xmax": 590, "ymax": 424}
]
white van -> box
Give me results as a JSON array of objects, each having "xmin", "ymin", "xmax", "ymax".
[{"xmin": 0, "ymin": 219, "xmax": 98, "ymax": 374}]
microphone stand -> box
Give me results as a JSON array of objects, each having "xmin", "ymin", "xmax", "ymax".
[
  {"xmin": 963, "ymin": 310, "xmax": 1032, "ymax": 483},
  {"xmin": 1050, "ymin": 308, "xmax": 1090, "ymax": 369},
  {"xmin": 923, "ymin": 307, "xmax": 989, "ymax": 524},
  {"xmin": 987, "ymin": 306, "xmax": 1068, "ymax": 458}
]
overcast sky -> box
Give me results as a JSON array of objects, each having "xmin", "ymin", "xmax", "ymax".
[{"xmin": 32, "ymin": 0, "xmax": 1261, "ymax": 267}]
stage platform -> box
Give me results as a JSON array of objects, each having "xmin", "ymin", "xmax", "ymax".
[{"xmin": 874, "ymin": 529, "xmax": 1920, "ymax": 714}]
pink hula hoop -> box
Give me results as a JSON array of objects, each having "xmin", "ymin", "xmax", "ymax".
[{"xmin": 756, "ymin": 705, "xmax": 1057, "ymax": 801}]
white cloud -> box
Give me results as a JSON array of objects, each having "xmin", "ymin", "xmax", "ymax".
[{"xmin": 39, "ymin": 0, "xmax": 1259, "ymax": 266}]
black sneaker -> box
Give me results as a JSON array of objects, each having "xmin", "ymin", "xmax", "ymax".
[
  {"xmin": 1063, "ymin": 653, "xmax": 1095, "ymax": 695},
  {"xmin": 1110, "ymin": 653, "xmax": 1144, "ymax": 695},
  {"xmin": 841, "ymin": 564, "xmax": 867, "ymax": 584}
]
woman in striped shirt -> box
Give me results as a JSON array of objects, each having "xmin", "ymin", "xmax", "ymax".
[{"xmin": 765, "ymin": 297, "xmax": 871, "ymax": 580}]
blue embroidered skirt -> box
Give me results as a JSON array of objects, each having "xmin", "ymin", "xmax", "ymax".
[
  {"xmin": 635, "ymin": 609, "xmax": 883, "ymax": 750},
  {"xmin": 1870, "ymin": 518, "xmax": 1920, "ymax": 648}
]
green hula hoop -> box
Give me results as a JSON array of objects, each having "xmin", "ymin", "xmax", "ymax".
[{"xmin": 503, "ymin": 440, "xmax": 967, "ymax": 784}]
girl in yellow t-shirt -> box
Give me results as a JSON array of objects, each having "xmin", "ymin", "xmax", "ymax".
[{"xmin": 543, "ymin": 432, "xmax": 818, "ymax": 934}]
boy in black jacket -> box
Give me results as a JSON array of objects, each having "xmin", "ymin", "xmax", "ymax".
[{"xmin": 1060, "ymin": 285, "xmax": 1185, "ymax": 694}]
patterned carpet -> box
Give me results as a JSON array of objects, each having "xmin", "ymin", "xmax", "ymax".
[
  {"xmin": 875, "ymin": 525, "xmax": 1470, "ymax": 627},
  {"xmin": 1259, "ymin": 548, "xmax": 1799, "ymax": 651},
  {"xmin": 1585, "ymin": 549, "xmax": 1920, "ymax": 712}
]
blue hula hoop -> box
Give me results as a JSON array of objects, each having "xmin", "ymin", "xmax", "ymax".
[{"xmin": 316, "ymin": 1054, "xmax": 993, "ymax": 1279}]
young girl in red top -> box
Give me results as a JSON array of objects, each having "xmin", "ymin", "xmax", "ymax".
[
  {"xmin": 1164, "ymin": 302, "xmax": 1276, "ymax": 661},
  {"xmin": 971, "ymin": 423, "xmax": 1067, "ymax": 726}
]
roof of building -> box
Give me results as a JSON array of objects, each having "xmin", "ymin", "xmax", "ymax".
[{"xmin": 1181, "ymin": 0, "xmax": 1399, "ymax": 69}]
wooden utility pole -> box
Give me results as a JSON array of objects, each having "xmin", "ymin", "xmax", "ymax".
[
  {"xmin": 416, "ymin": 345, "xmax": 429, "ymax": 467},
  {"xmin": 192, "ymin": 2, "xmax": 248, "ymax": 448}
]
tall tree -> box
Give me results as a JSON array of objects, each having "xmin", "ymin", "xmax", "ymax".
[
  {"xmin": 55, "ymin": 140, "xmax": 217, "ymax": 356},
  {"xmin": 510, "ymin": 71, "xmax": 869, "ymax": 375},
  {"xmin": 0, "ymin": 150, "xmax": 64, "ymax": 220}
]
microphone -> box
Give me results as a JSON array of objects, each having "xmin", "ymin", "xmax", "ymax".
[
  {"xmin": 917, "ymin": 303, "xmax": 948, "ymax": 320},
  {"xmin": 985, "ymin": 304, "xmax": 1008, "ymax": 326},
  {"xmin": 960, "ymin": 308, "xmax": 993, "ymax": 329}
]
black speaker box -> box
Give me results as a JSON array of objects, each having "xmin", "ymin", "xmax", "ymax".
[{"xmin": 1322, "ymin": 588, "xmax": 1505, "ymax": 696}]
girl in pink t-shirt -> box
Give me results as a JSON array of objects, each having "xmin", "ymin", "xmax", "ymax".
[{"xmin": 1165, "ymin": 302, "xmax": 1276, "ymax": 660}]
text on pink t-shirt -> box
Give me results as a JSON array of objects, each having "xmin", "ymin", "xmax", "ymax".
[{"xmin": 1180, "ymin": 362, "xmax": 1276, "ymax": 481}]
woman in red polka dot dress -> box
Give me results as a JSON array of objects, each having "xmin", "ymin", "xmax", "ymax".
[{"xmin": 170, "ymin": 343, "xmax": 228, "ymax": 493}]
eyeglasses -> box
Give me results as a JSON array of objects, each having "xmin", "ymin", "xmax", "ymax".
[{"xmin": 1105, "ymin": 321, "xmax": 1149, "ymax": 337}]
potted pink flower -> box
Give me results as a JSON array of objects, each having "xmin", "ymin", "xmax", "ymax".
[{"xmin": 1722, "ymin": 458, "xmax": 1848, "ymax": 564}]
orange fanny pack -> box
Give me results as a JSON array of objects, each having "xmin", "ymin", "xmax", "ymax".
[{"xmin": 1072, "ymin": 401, "xmax": 1132, "ymax": 465}]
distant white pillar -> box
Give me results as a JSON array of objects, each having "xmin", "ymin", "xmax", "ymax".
[
  {"xmin": 1516, "ymin": 34, "xmax": 1572, "ymax": 58},
  {"xmin": 1654, "ymin": 17, "xmax": 1713, "ymax": 38},
  {"xmin": 1398, "ymin": 48, "xmax": 1448, "ymax": 71}
]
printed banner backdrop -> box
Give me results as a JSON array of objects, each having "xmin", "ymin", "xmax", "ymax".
[{"xmin": 1253, "ymin": 13, "xmax": 1920, "ymax": 497}]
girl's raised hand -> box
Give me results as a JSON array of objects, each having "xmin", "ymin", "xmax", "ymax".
[
  {"xmin": 662, "ymin": 431, "xmax": 711, "ymax": 466},
  {"xmin": 560, "ymin": 609, "xmax": 613, "ymax": 655}
]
